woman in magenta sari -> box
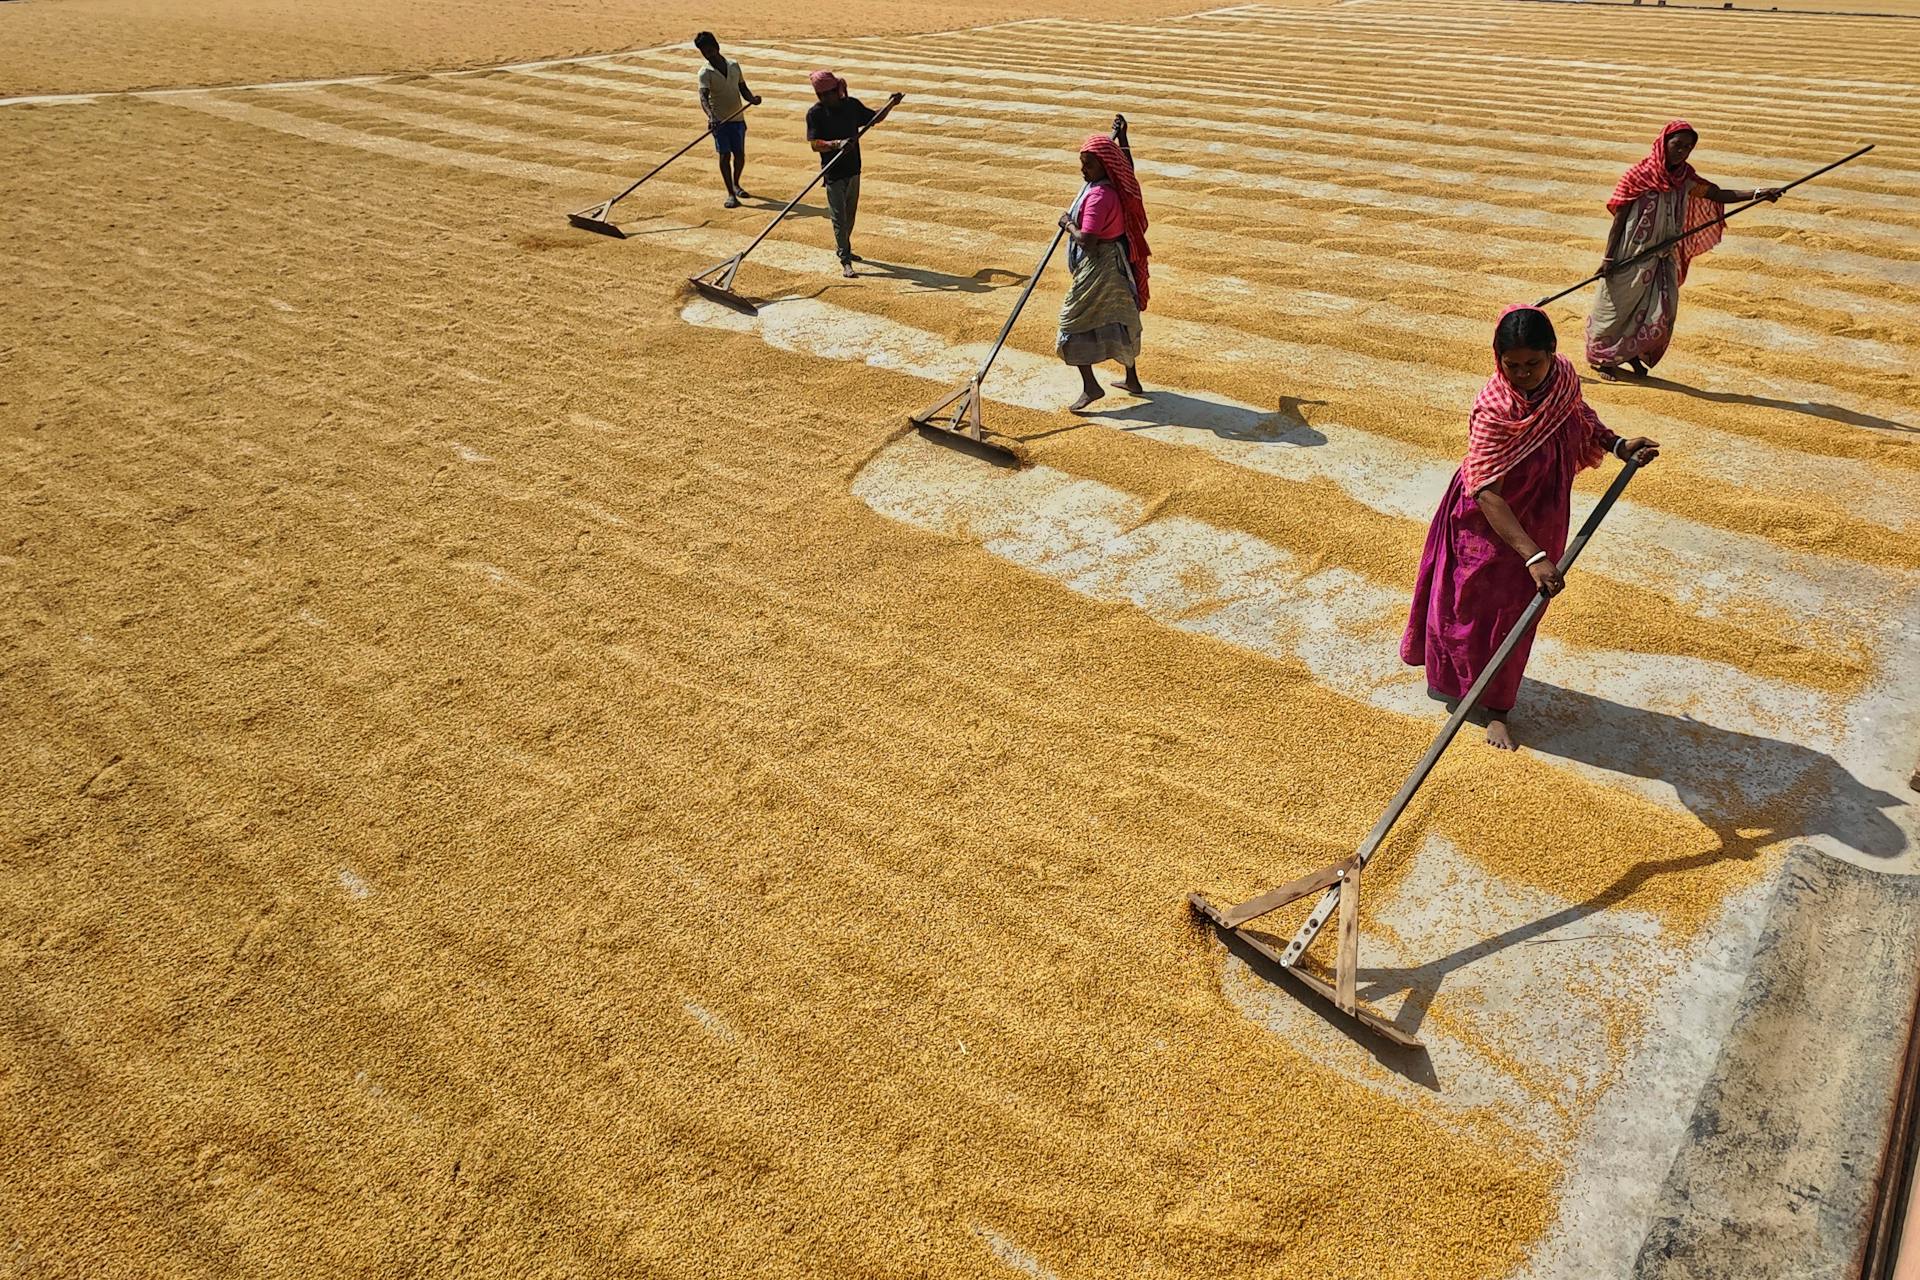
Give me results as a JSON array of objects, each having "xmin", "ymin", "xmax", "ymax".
[{"xmin": 1402, "ymin": 307, "xmax": 1660, "ymax": 750}]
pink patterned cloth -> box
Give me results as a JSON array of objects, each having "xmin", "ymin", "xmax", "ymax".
[
  {"xmin": 1461, "ymin": 351, "xmax": 1609, "ymax": 497},
  {"xmin": 1609, "ymin": 119, "xmax": 1723, "ymax": 284},
  {"xmin": 808, "ymin": 69, "xmax": 845, "ymax": 95},
  {"xmin": 1076, "ymin": 184, "xmax": 1125, "ymax": 239},
  {"xmin": 1078, "ymin": 134, "xmax": 1150, "ymax": 310},
  {"xmin": 1401, "ymin": 349, "xmax": 1619, "ymax": 714}
]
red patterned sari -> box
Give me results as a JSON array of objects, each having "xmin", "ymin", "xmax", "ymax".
[{"xmin": 1585, "ymin": 121, "xmax": 1724, "ymax": 370}]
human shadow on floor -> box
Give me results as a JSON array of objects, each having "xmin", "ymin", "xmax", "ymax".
[
  {"xmin": 1093, "ymin": 392, "xmax": 1329, "ymax": 444},
  {"xmin": 1216, "ymin": 921, "xmax": 1438, "ymax": 1087},
  {"xmin": 1341, "ymin": 682, "xmax": 1907, "ymax": 1047},
  {"xmin": 752, "ymin": 284, "xmax": 835, "ymax": 311},
  {"xmin": 740, "ymin": 198, "xmax": 827, "ymax": 220},
  {"xmin": 1009, "ymin": 420, "xmax": 1088, "ymax": 445},
  {"xmin": 854, "ymin": 260, "xmax": 1027, "ymax": 294},
  {"xmin": 1520, "ymin": 681, "xmax": 1907, "ymax": 860},
  {"xmin": 1582, "ymin": 372, "xmax": 1915, "ymax": 435},
  {"xmin": 621, "ymin": 220, "xmax": 712, "ymax": 237}
]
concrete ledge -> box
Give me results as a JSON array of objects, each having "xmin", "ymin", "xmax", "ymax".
[{"xmin": 1634, "ymin": 847, "xmax": 1920, "ymax": 1279}]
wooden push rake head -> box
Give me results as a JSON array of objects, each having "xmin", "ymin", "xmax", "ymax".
[{"xmin": 687, "ymin": 252, "xmax": 759, "ymax": 315}]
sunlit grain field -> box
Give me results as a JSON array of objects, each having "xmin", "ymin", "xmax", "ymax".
[{"xmin": 2, "ymin": 1, "xmax": 1916, "ymax": 1275}]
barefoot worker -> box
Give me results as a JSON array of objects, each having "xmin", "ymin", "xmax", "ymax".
[
  {"xmin": 694, "ymin": 32, "xmax": 762, "ymax": 209},
  {"xmin": 805, "ymin": 71, "xmax": 903, "ymax": 278},
  {"xmin": 1057, "ymin": 115, "xmax": 1151, "ymax": 412},
  {"xmin": 1586, "ymin": 120, "xmax": 1782, "ymax": 377},
  {"xmin": 1403, "ymin": 307, "xmax": 1659, "ymax": 751}
]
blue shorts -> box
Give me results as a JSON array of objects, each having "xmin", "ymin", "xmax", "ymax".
[{"xmin": 711, "ymin": 120, "xmax": 747, "ymax": 156}]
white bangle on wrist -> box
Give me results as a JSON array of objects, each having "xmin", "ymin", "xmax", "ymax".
[{"xmin": 1525, "ymin": 551, "xmax": 1549, "ymax": 567}]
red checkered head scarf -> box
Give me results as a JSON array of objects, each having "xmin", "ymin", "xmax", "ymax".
[
  {"xmin": 1460, "ymin": 306, "xmax": 1607, "ymax": 496},
  {"xmin": 1080, "ymin": 133, "xmax": 1152, "ymax": 310},
  {"xmin": 1608, "ymin": 120, "xmax": 1723, "ymax": 283}
]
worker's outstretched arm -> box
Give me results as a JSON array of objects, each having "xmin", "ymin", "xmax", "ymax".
[{"xmin": 1694, "ymin": 178, "xmax": 1781, "ymax": 204}]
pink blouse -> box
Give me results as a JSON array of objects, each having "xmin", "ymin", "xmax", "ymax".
[{"xmin": 1077, "ymin": 183, "xmax": 1125, "ymax": 240}]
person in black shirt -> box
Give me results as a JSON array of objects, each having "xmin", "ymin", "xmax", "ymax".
[{"xmin": 804, "ymin": 71, "xmax": 902, "ymax": 278}]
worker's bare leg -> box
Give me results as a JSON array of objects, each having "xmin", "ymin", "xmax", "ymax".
[
  {"xmin": 1113, "ymin": 363, "xmax": 1143, "ymax": 394},
  {"xmin": 1069, "ymin": 366, "xmax": 1105, "ymax": 412}
]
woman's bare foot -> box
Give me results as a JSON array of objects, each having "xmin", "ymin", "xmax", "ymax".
[
  {"xmin": 1592, "ymin": 363, "xmax": 1626, "ymax": 380},
  {"xmin": 1485, "ymin": 716, "xmax": 1517, "ymax": 751},
  {"xmin": 1068, "ymin": 389, "xmax": 1106, "ymax": 412},
  {"xmin": 1113, "ymin": 368, "xmax": 1144, "ymax": 394}
]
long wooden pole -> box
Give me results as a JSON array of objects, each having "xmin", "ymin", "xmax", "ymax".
[
  {"xmin": 726, "ymin": 101, "xmax": 898, "ymax": 266},
  {"xmin": 579, "ymin": 100, "xmax": 753, "ymax": 217},
  {"xmin": 1276, "ymin": 456, "xmax": 1644, "ymax": 967},
  {"xmin": 1533, "ymin": 144, "xmax": 1874, "ymax": 308},
  {"xmin": 970, "ymin": 186, "xmax": 1085, "ymax": 385}
]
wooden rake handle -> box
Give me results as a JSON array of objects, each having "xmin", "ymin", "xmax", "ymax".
[
  {"xmin": 1275, "ymin": 457, "xmax": 1644, "ymax": 966},
  {"xmin": 1533, "ymin": 143, "xmax": 1874, "ymax": 309},
  {"xmin": 585, "ymin": 100, "xmax": 754, "ymax": 216},
  {"xmin": 970, "ymin": 190, "xmax": 1084, "ymax": 387},
  {"xmin": 727, "ymin": 101, "xmax": 901, "ymax": 268}
]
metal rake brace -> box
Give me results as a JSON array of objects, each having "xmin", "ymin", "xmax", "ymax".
[
  {"xmin": 908, "ymin": 186, "xmax": 1085, "ymax": 455},
  {"xmin": 1190, "ymin": 458, "xmax": 1644, "ymax": 1049}
]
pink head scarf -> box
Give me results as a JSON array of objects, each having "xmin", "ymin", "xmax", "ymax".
[
  {"xmin": 809, "ymin": 69, "xmax": 845, "ymax": 96},
  {"xmin": 1460, "ymin": 305, "xmax": 1607, "ymax": 495},
  {"xmin": 1607, "ymin": 120, "xmax": 1723, "ymax": 282},
  {"xmin": 1079, "ymin": 134, "xmax": 1152, "ymax": 310}
]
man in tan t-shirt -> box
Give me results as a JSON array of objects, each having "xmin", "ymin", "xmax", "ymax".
[{"xmin": 694, "ymin": 31, "xmax": 761, "ymax": 208}]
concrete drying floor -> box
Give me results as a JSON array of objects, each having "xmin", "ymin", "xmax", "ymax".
[{"xmin": 3, "ymin": 1, "xmax": 1916, "ymax": 1275}]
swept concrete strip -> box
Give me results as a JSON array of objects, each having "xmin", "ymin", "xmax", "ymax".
[
  {"xmin": 1518, "ymin": 874, "xmax": 1776, "ymax": 1280},
  {"xmin": 180, "ymin": 70, "xmax": 1920, "ymax": 418},
  {"xmin": 679, "ymin": 294, "xmax": 1910, "ymax": 646}
]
